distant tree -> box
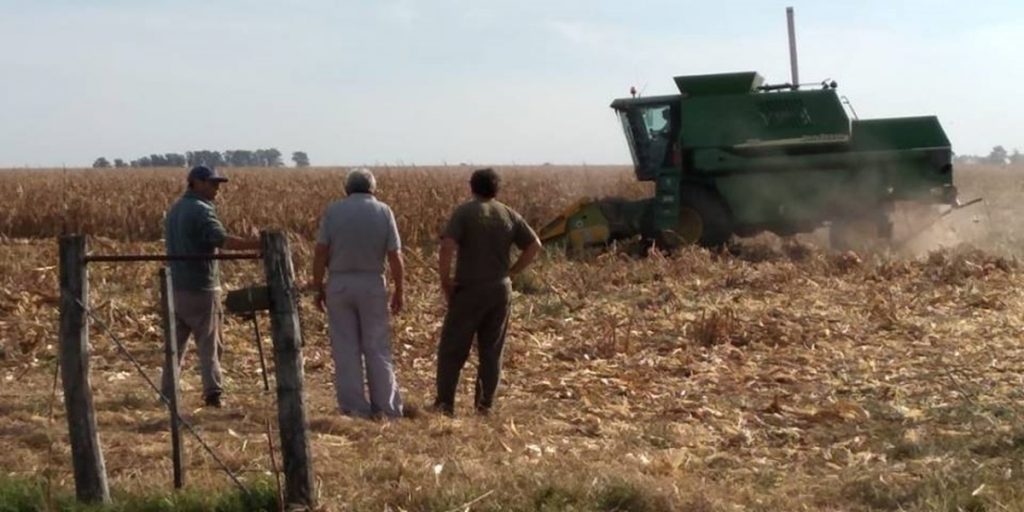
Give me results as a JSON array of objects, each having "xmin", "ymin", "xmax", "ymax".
[
  {"xmin": 269, "ymin": 148, "xmax": 283, "ymax": 167},
  {"xmin": 125, "ymin": 148, "xmax": 293, "ymax": 167},
  {"xmin": 254, "ymin": 148, "xmax": 283, "ymax": 167},
  {"xmin": 186, "ymin": 150, "xmax": 224, "ymax": 167},
  {"xmin": 946, "ymin": 152, "xmax": 978, "ymax": 164},
  {"xmin": 986, "ymin": 145, "xmax": 1009, "ymax": 165},
  {"xmin": 225, "ymin": 149, "xmax": 255, "ymax": 167},
  {"xmin": 291, "ymin": 151, "xmax": 310, "ymax": 167},
  {"xmin": 164, "ymin": 153, "xmax": 187, "ymax": 167},
  {"xmin": 1010, "ymin": 149, "xmax": 1023, "ymax": 165},
  {"xmin": 92, "ymin": 157, "xmax": 111, "ymax": 168},
  {"xmin": 113, "ymin": 158, "xmax": 127, "ymax": 168}
]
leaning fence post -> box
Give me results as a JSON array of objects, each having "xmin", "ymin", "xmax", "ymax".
[
  {"xmin": 261, "ymin": 231, "xmax": 316, "ymax": 509},
  {"xmin": 58, "ymin": 235, "xmax": 110, "ymax": 504},
  {"xmin": 159, "ymin": 267, "xmax": 185, "ymax": 489}
]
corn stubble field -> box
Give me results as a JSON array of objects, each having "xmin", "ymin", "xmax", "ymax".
[{"xmin": 2, "ymin": 165, "xmax": 1024, "ymax": 511}]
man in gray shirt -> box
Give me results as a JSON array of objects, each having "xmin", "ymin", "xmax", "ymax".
[
  {"xmin": 164, "ymin": 165, "xmax": 259, "ymax": 408},
  {"xmin": 311, "ymin": 168, "xmax": 405, "ymax": 418}
]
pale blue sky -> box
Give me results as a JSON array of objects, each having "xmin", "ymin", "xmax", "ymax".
[{"xmin": 1, "ymin": 1, "xmax": 1021, "ymax": 167}]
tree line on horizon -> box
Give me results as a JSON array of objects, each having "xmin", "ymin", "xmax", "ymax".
[
  {"xmin": 91, "ymin": 145, "xmax": 1022, "ymax": 169},
  {"xmin": 92, "ymin": 149, "xmax": 310, "ymax": 169},
  {"xmin": 954, "ymin": 146, "xmax": 1023, "ymax": 166}
]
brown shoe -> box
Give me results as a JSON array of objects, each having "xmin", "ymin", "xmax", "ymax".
[{"xmin": 402, "ymin": 404, "xmax": 421, "ymax": 419}]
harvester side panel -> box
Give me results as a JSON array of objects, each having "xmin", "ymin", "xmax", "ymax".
[
  {"xmin": 714, "ymin": 165, "xmax": 889, "ymax": 228},
  {"xmin": 851, "ymin": 116, "xmax": 951, "ymax": 151},
  {"xmin": 679, "ymin": 89, "xmax": 850, "ymax": 150},
  {"xmin": 851, "ymin": 117, "xmax": 954, "ymax": 202}
]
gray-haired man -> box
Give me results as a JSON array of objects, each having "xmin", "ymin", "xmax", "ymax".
[{"xmin": 311, "ymin": 168, "xmax": 405, "ymax": 418}]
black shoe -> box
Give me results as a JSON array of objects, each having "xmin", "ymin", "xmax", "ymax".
[
  {"xmin": 204, "ymin": 393, "xmax": 223, "ymax": 408},
  {"xmin": 430, "ymin": 401, "xmax": 454, "ymax": 417}
]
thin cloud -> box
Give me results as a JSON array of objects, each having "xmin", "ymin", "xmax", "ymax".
[
  {"xmin": 545, "ymin": 19, "xmax": 611, "ymax": 47},
  {"xmin": 0, "ymin": 2, "xmax": 1020, "ymax": 166},
  {"xmin": 380, "ymin": 0, "xmax": 418, "ymax": 26}
]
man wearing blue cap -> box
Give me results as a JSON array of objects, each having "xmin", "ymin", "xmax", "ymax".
[{"xmin": 162, "ymin": 165, "xmax": 260, "ymax": 408}]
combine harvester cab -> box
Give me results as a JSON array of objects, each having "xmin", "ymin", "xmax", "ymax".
[{"xmin": 542, "ymin": 70, "xmax": 958, "ymax": 252}]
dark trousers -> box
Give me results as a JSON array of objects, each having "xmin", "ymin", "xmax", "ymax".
[{"xmin": 435, "ymin": 280, "xmax": 512, "ymax": 414}]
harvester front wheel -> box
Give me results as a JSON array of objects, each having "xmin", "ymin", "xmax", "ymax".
[{"xmin": 670, "ymin": 188, "xmax": 732, "ymax": 248}]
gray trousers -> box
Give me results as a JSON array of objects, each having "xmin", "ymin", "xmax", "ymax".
[
  {"xmin": 325, "ymin": 273, "xmax": 402, "ymax": 418},
  {"xmin": 161, "ymin": 289, "xmax": 223, "ymax": 399}
]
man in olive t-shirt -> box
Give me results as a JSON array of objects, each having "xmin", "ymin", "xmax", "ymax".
[{"xmin": 434, "ymin": 168, "xmax": 542, "ymax": 416}]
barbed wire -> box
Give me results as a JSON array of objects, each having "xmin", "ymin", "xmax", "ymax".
[{"xmin": 66, "ymin": 291, "xmax": 251, "ymax": 496}]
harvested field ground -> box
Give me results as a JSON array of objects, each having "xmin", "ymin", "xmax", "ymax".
[{"xmin": 1, "ymin": 165, "xmax": 1024, "ymax": 511}]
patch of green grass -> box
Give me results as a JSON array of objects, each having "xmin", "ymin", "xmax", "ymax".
[
  {"xmin": 350, "ymin": 473, "xmax": 683, "ymax": 512},
  {"xmin": 595, "ymin": 479, "xmax": 672, "ymax": 512},
  {"xmin": 0, "ymin": 476, "xmax": 277, "ymax": 512},
  {"xmin": 969, "ymin": 429, "xmax": 1024, "ymax": 458},
  {"xmin": 0, "ymin": 476, "xmax": 44, "ymax": 512},
  {"xmin": 841, "ymin": 463, "xmax": 1024, "ymax": 512},
  {"xmin": 842, "ymin": 475, "xmax": 920, "ymax": 510},
  {"xmin": 889, "ymin": 433, "xmax": 929, "ymax": 461},
  {"xmin": 531, "ymin": 483, "xmax": 588, "ymax": 512},
  {"xmin": 640, "ymin": 423, "xmax": 680, "ymax": 450},
  {"xmin": 399, "ymin": 488, "xmax": 492, "ymax": 512},
  {"xmin": 532, "ymin": 294, "xmax": 569, "ymax": 318},
  {"xmin": 910, "ymin": 474, "xmax": 989, "ymax": 512},
  {"xmin": 512, "ymin": 269, "xmax": 547, "ymax": 295}
]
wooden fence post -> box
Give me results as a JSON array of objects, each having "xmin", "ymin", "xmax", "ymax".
[
  {"xmin": 159, "ymin": 267, "xmax": 185, "ymax": 489},
  {"xmin": 58, "ymin": 235, "xmax": 110, "ymax": 504},
  {"xmin": 261, "ymin": 231, "xmax": 316, "ymax": 509}
]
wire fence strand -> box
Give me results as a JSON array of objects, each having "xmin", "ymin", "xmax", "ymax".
[{"xmin": 66, "ymin": 291, "xmax": 251, "ymax": 495}]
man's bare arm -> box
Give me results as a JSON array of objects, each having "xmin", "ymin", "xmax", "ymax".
[
  {"xmin": 311, "ymin": 243, "xmax": 329, "ymax": 290},
  {"xmin": 387, "ymin": 249, "xmax": 405, "ymax": 314},
  {"xmin": 222, "ymin": 235, "xmax": 261, "ymax": 251},
  {"xmin": 509, "ymin": 240, "xmax": 542, "ymax": 278},
  {"xmin": 310, "ymin": 243, "xmax": 330, "ymax": 311},
  {"xmin": 438, "ymin": 237, "xmax": 457, "ymax": 299}
]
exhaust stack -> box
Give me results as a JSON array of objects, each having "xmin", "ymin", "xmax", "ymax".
[{"xmin": 786, "ymin": 7, "xmax": 799, "ymax": 89}]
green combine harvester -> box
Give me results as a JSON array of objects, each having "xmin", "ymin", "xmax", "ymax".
[
  {"xmin": 540, "ymin": 71, "xmax": 958, "ymax": 251},
  {"xmin": 540, "ymin": 9, "xmax": 958, "ymax": 251}
]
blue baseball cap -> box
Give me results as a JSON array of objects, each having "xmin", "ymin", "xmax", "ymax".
[{"xmin": 187, "ymin": 165, "xmax": 229, "ymax": 183}]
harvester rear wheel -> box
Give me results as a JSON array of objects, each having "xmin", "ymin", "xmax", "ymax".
[{"xmin": 672, "ymin": 188, "xmax": 732, "ymax": 248}]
